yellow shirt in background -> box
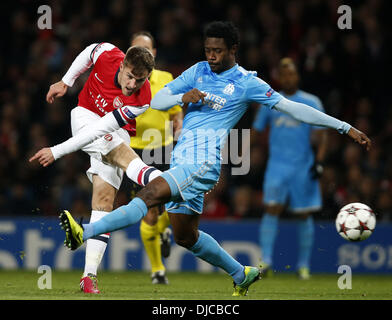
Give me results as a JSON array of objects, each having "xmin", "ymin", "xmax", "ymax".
[{"xmin": 130, "ymin": 69, "xmax": 182, "ymax": 150}]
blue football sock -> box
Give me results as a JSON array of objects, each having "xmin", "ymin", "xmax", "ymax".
[
  {"xmin": 297, "ymin": 216, "xmax": 314, "ymax": 269},
  {"xmin": 259, "ymin": 213, "xmax": 279, "ymax": 266},
  {"xmin": 82, "ymin": 197, "xmax": 148, "ymax": 241},
  {"xmin": 190, "ymin": 230, "xmax": 245, "ymax": 284}
]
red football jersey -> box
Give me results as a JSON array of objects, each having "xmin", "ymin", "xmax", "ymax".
[{"xmin": 77, "ymin": 43, "xmax": 151, "ymax": 136}]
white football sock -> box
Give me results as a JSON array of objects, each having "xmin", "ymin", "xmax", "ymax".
[
  {"xmin": 126, "ymin": 158, "xmax": 162, "ymax": 186},
  {"xmin": 83, "ymin": 210, "xmax": 110, "ymax": 277}
]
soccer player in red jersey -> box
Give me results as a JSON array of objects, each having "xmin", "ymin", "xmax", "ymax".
[{"xmin": 33, "ymin": 43, "xmax": 161, "ymax": 293}]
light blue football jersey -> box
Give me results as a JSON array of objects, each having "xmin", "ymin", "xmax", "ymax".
[
  {"xmin": 166, "ymin": 61, "xmax": 283, "ymax": 167},
  {"xmin": 253, "ymin": 90, "xmax": 324, "ymax": 165}
]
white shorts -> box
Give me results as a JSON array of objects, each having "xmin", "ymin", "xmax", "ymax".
[{"xmin": 71, "ymin": 107, "xmax": 130, "ymax": 190}]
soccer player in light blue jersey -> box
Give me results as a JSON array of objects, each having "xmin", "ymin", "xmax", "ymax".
[
  {"xmin": 253, "ymin": 58, "xmax": 329, "ymax": 280},
  {"xmin": 35, "ymin": 21, "xmax": 370, "ymax": 296}
]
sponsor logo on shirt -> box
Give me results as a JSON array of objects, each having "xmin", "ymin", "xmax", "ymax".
[
  {"xmin": 202, "ymin": 91, "xmax": 227, "ymax": 111},
  {"xmin": 94, "ymin": 73, "xmax": 104, "ymax": 83},
  {"xmin": 90, "ymin": 92, "xmax": 109, "ymax": 114}
]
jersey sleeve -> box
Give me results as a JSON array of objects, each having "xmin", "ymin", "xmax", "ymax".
[
  {"xmin": 252, "ymin": 105, "xmax": 271, "ymax": 132},
  {"xmin": 62, "ymin": 43, "xmax": 97, "ymax": 87},
  {"xmin": 306, "ymin": 95, "xmax": 324, "ymax": 113},
  {"xmin": 246, "ymin": 76, "xmax": 283, "ymax": 109},
  {"xmin": 159, "ymin": 72, "xmax": 182, "ymax": 115},
  {"xmin": 90, "ymin": 42, "xmax": 116, "ymax": 65},
  {"xmin": 307, "ymin": 96, "xmax": 326, "ymax": 131},
  {"xmin": 165, "ymin": 63, "xmax": 200, "ymax": 95}
]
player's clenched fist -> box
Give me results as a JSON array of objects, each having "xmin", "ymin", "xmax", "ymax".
[
  {"xmin": 182, "ymin": 88, "xmax": 207, "ymax": 104},
  {"xmin": 29, "ymin": 147, "xmax": 55, "ymax": 167},
  {"xmin": 46, "ymin": 80, "xmax": 68, "ymax": 103}
]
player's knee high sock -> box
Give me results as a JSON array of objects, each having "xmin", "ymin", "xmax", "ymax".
[
  {"xmin": 259, "ymin": 213, "xmax": 279, "ymax": 266},
  {"xmin": 189, "ymin": 230, "xmax": 245, "ymax": 284},
  {"xmin": 126, "ymin": 158, "xmax": 162, "ymax": 186},
  {"xmin": 83, "ymin": 210, "xmax": 110, "ymax": 276},
  {"xmin": 156, "ymin": 211, "xmax": 170, "ymax": 234},
  {"xmin": 297, "ymin": 216, "xmax": 314, "ymax": 269},
  {"xmin": 83, "ymin": 197, "xmax": 148, "ymax": 241},
  {"xmin": 140, "ymin": 219, "xmax": 165, "ymax": 273}
]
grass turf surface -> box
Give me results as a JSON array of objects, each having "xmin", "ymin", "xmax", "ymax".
[{"xmin": 0, "ymin": 270, "xmax": 391, "ymax": 300}]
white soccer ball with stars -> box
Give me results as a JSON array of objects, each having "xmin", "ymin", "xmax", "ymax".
[{"xmin": 335, "ymin": 202, "xmax": 376, "ymax": 241}]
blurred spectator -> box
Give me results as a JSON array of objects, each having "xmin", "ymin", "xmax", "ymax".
[{"xmin": 230, "ymin": 185, "xmax": 255, "ymax": 219}]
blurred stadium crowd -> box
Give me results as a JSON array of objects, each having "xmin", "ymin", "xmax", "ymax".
[{"xmin": 1, "ymin": 0, "xmax": 391, "ymax": 221}]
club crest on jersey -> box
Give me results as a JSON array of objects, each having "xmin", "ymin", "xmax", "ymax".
[
  {"xmin": 113, "ymin": 96, "xmax": 123, "ymax": 109},
  {"xmin": 104, "ymin": 134, "xmax": 113, "ymax": 141},
  {"xmin": 223, "ymin": 83, "xmax": 235, "ymax": 95}
]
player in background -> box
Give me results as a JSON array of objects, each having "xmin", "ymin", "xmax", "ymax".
[
  {"xmin": 32, "ymin": 21, "xmax": 371, "ymax": 296},
  {"xmin": 129, "ymin": 31, "xmax": 183, "ymax": 285},
  {"xmin": 32, "ymin": 43, "xmax": 160, "ymax": 293},
  {"xmin": 253, "ymin": 58, "xmax": 328, "ymax": 279}
]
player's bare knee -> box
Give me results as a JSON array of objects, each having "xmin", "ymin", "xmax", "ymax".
[
  {"xmin": 173, "ymin": 235, "xmax": 196, "ymax": 249},
  {"xmin": 136, "ymin": 182, "xmax": 165, "ymax": 208},
  {"xmin": 172, "ymin": 229, "xmax": 198, "ymax": 249}
]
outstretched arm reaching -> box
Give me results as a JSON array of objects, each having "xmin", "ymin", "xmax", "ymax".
[
  {"xmin": 46, "ymin": 43, "xmax": 111, "ymax": 104},
  {"xmin": 29, "ymin": 105, "xmax": 149, "ymax": 166},
  {"xmin": 274, "ymin": 97, "xmax": 371, "ymax": 151}
]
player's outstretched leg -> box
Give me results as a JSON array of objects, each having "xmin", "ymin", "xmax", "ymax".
[
  {"xmin": 62, "ymin": 177, "xmax": 171, "ymax": 250},
  {"xmin": 189, "ymin": 231, "xmax": 262, "ymax": 296},
  {"xmin": 59, "ymin": 210, "xmax": 84, "ymax": 250},
  {"xmin": 170, "ymin": 212, "xmax": 262, "ymax": 296}
]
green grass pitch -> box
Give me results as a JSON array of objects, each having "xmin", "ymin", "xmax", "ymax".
[{"xmin": 0, "ymin": 270, "xmax": 391, "ymax": 300}]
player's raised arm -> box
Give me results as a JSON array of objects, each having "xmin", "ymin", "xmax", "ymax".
[
  {"xmin": 29, "ymin": 104, "xmax": 149, "ymax": 166},
  {"xmin": 151, "ymin": 86, "xmax": 206, "ymax": 111},
  {"xmin": 273, "ymin": 97, "xmax": 371, "ymax": 151},
  {"xmin": 46, "ymin": 43, "xmax": 113, "ymax": 104}
]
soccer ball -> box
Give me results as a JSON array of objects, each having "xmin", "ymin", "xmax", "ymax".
[{"xmin": 335, "ymin": 202, "xmax": 376, "ymax": 241}]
